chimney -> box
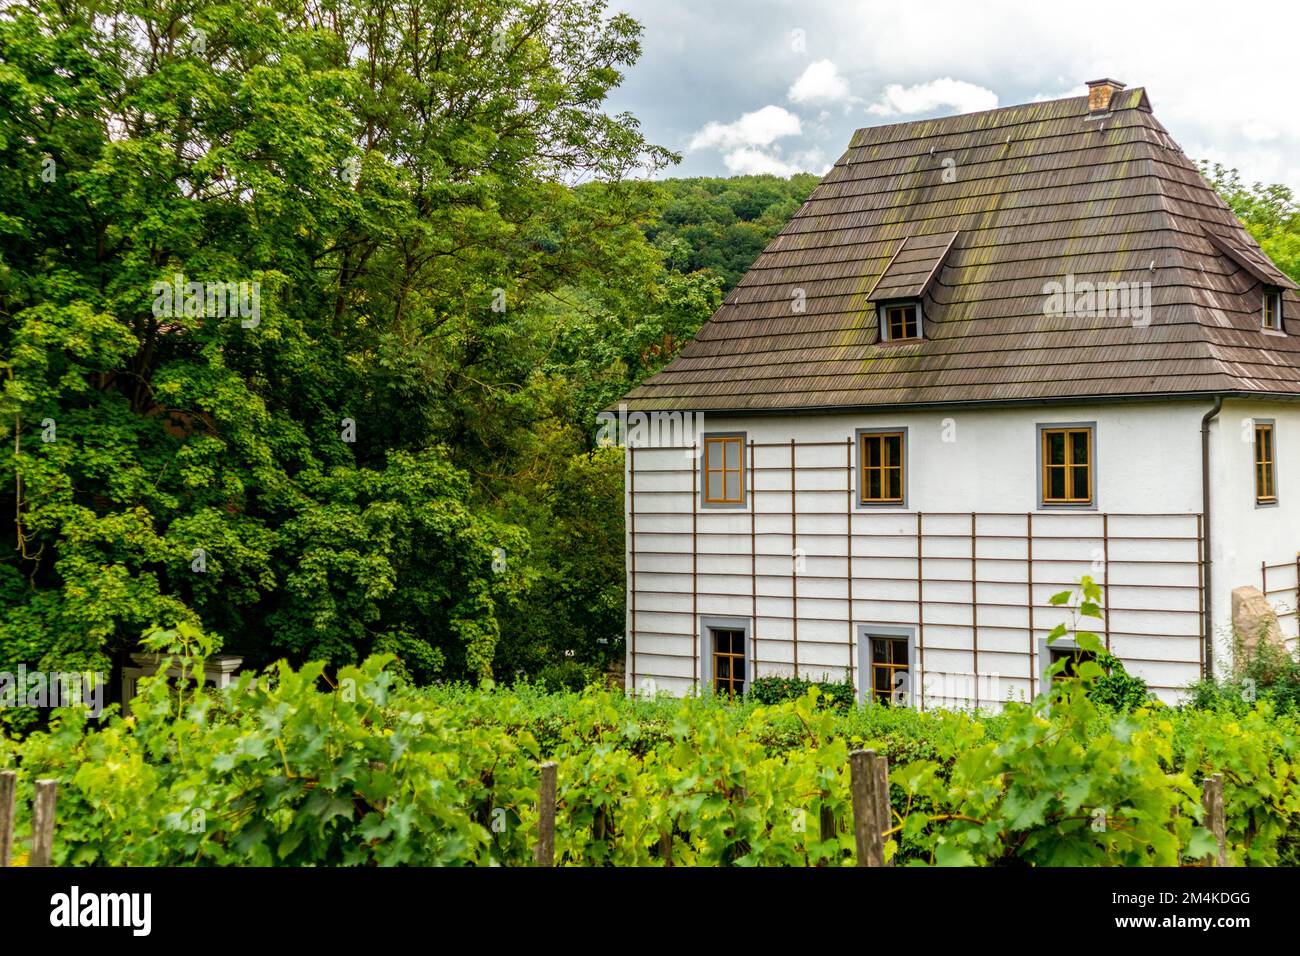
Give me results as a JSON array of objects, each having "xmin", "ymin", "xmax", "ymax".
[{"xmin": 1086, "ymin": 78, "xmax": 1125, "ymax": 113}]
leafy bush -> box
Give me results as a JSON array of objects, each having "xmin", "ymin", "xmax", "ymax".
[
  {"xmin": 4, "ymin": 592, "xmax": 1300, "ymax": 866},
  {"xmin": 1186, "ymin": 622, "xmax": 1300, "ymax": 714},
  {"xmin": 535, "ymin": 660, "xmax": 604, "ymax": 694},
  {"xmin": 748, "ymin": 675, "xmax": 855, "ymax": 710},
  {"xmin": 1088, "ymin": 651, "xmax": 1154, "ymax": 712}
]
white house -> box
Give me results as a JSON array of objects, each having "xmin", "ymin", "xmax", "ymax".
[{"xmin": 618, "ymin": 80, "xmax": 1300, "ymax": 707}]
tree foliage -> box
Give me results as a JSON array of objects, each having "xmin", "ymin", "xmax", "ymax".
[
  {"xmin": 0, "ymin": 0, "xmax": 722, "ymax": 695},
  {"xmin": 1203, "ymin": 161, "xmax": 1300, "ymax": 282}
]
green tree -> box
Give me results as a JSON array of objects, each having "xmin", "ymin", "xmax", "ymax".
[
  {"xmin": 0, "ymin": 0, "xmax": 674, "ymax": 701},
  {"xmin": 1202, "ymin": 162, "xmax": 1300, "ymax": 282}
]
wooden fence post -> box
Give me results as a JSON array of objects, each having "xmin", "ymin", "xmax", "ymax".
[
  {"xmin": 29, "ymin": 780, "xmax": 57, "ymax": 867},
  {"xmin": 850, "ymin": 749, "xmax": 886, "ymax": 867},
  {"xmin": 1202, "ymin": 773, "xmax": 1226, "ymax": 867},
  {"xmin": 534, "ymin": 762, "xmax": 557, "ymax": 867},
  {"xmin": 0, "ymin": 771, "xmax": 15, "ymax": 867}
]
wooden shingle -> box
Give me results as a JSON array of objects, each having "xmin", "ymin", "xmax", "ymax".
[{"xmin": 622, "ymin": 86, "xmax": 1300, "ymax": 412}]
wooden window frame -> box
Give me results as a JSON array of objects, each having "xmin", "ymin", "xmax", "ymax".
[
  {"xmin": 857, "ymin": 429, "xmax": 907, "ymax": 506},
  {"xmin": 869, "ymin": 635, "xmax": 910, "ymax": 706},
  {"xmin": 700, "ymin": 617, "xmax": 752, "ymax": 697},
  {"xmin": 1255, "ymin": 421, "xmax": 1277, "ymax": 505},
  {"xmin": 1039, "ymin": 424, "xmax": 1094, "ymax": 507},
  {"xmin": 856, "ymin": 625, "xmax": 916, "ymax": 707},
  {"xmin": 879, "ymin": 301, "xmax": 922, "ymax": 342},
  {"xmin": 711, "ymin": 629, "xmax": 746, "ymax": 697},
  {"xmin": 1263, "ymin": 288, "xmax": 1284, "ymax": 332},
  {"xmin": 700, "ymin": 433, "xmax": 746, "ymax": 508}
]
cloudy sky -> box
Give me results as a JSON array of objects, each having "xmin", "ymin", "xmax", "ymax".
[{"xmin": 605, "ymin": 0, "xmax": 1300, "ymax": 191}]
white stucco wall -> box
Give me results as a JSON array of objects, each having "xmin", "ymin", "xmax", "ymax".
[
  {"xmin": 1211, "ymin": 400, "xmax": 1300, "ymax": 665},
  {"xmin": 625, "ymin": 398, "xmax": 1300, "ymax": 707}
]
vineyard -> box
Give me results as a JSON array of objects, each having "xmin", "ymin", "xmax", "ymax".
[{"xmin": 0, "ymin": 607, "xmax": 1297, "ymax": 868}]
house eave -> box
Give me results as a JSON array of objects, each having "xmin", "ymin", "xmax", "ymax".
[{"xmin": 617, "ymin": 390, "xmax": 1300, "ymax": 419}]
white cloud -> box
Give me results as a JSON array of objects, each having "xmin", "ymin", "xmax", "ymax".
[
  {"xmin": 1242, "ymin": 122, "xmax": 1279, "ymax": 143},
  {"xmin": 788, "ymin": 60, "xmax": 851, "ymax": 104},
  {"xmin": 721, "ymin": 148, "xmax": 802, "ymax": 176},
  {"xmin": 687, "ymin": 105, "xmax": 802, "ymax": 151},
  {"xmin": 867, "ymin": 78, "xmax": 998, "ymax": 117},
  {"xmin": 721, "ymin": 146, "xmax": 828, "ymax": 177},
  {"xmin": 1031, "ymin": 85, "xmax": 1088, "ymax": 102},
  {"xmin": 688, "ymin": 105, "xmax": 819, "ymax": 177}
]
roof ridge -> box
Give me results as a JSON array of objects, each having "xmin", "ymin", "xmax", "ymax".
[{"xmin": 844, "ymin": 87, "xmax": 1150, "ymax": 144}]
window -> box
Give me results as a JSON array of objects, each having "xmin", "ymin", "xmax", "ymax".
[
  {"xmin": 701, "ymin": 434, "xmax": 745, "ymax": 506},
  {"xmin": 711, "ymin": 628, "xmax": 747, "ymax": 696},
  {"xmin": 880, "ymin": 302, "xmax": 921, "ymax": 341},
  {"xmin": 1264, "ymin": 289, "xmax": 1284, "ymax": 331},
  {"xmin": 1041, "ymin": 426, "xmax": 1093, "ymax": 505},
  {"xmin": 858, "ymin": 430, "xmax": 905, "ymax": 504},
  {"xmin": 1048, "ymin": 646, "xmax": 1097, "ymax": 683},
  {"xmin": 1255, "ymin": 422, "xmax": 1277, "ymax": 504},
  {"xmin": 869, "ymin": 636, "xmax": 910, "ymax": 705}
]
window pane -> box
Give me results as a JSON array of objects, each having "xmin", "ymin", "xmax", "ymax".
[
  {"xmin": 865, "ymin": 437, "xmax": 881, "ymax": 467},
  {"xmin": 884, "ymin": 435, "xmax": 901, "ymax": 466},
  {"xmin": 893, "ymin": 640, "xmax": 908, "ymax": 665},
  {"xmin": 1071, "ymin": 465, "xmax": 1089, "ymax": 500},
  {"xmin": 725, "ymin": 438, "xmax": 740, "ymax": 469},
  {"xmin": 708, "ymin": 471, "xmax": 723, "ymax": 500},
  {"xmin": 716, "ymin": 657, "xmax": 730, "ymax": 679},
  {"xmin": 886, "ymin": 468, "xmax": 901, "ymax": 501},
  {"xmin": 1069, "ymin": 431, "xmax": 1088, "ymax": 464},
  {"xmin": 1046, "ymin": 432, "xmax": 1065, "ymax": 465},
  {"xmin": 705, "ymin": 440, "xmax": 720, "ymax": 473},
  {"xmin": 1047, "ymin": 467, "xmax": 1065, "ymax": 499},
  {"xmin": 867, "ymin": 470, "xmax": 881, "ymax": 500},
  {"xmin": 725, "ymin": 472, "xmax": 740, "ymax": 501}
]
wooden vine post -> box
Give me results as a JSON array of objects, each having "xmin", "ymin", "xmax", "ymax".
[
  {"xmin": 850, "ymin": 749, "xmax": 889, "ymax": 867},
  {"xmin": 1202, "ymin": 772, "xmax": 1226, "ymax": 867},
  {"xmin": 29, "ymin": 780, "xmax": 58, "ymax": 867},
  {"xmin": 0, "ymin": 770, "xmax": 15, "ymax": 867},
  {"xmin": 534, "ymin": 762, "xmax": 557, "ymax": 867}
]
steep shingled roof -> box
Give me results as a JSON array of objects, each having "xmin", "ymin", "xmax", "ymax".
[{"xmin": 622, "ymin": 86, "xmax": 1300, "ymax": 412}]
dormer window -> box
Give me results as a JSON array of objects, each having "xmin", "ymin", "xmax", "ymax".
[
  {"xmin": 1264, "ymin": 288, "xmax": 1284, "ymax": 331},
  {"xmin": 880, "ymin": 301, "xmax": 922, "ymax": 341}
]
